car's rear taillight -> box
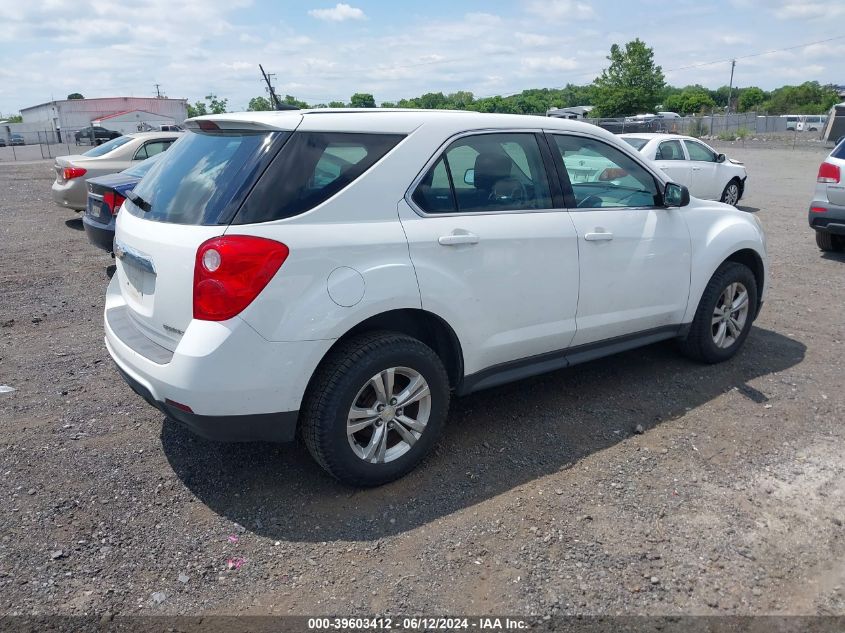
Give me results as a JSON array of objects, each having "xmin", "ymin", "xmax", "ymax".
[
  {"xmin": 103, "ymin": 191, "xmax": 126, "ymax": 215},
  {"xmin": 63, "ymin": 166, "xmax": 87, "ymax": 180},
  {"xmin": 193, "ymin": 236, "xmax": 289, "ymax": 321},
  {"xmin": 818, "ymin": 161, "xmax": 840, "ymax": 184}
]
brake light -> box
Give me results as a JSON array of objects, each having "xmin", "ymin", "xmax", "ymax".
[
  {"xmin": 193, "ymin": 236, "xmax": 289, "ymax": 321},
  {"xmin": 197, "ymin": 120, "xmax": 220, "ymax": 131},
  {"xmin": 103, "ymin": 190, "xmax": 126, "ymax": 215},
  {"xmin": 811, "ymin": 206, "xmax": 827, "ymax": 213},
  {"xmin": 818, "ymin": 162, "xmax": 840, "ymax": 184},
  {"xmin": 63, "ymin": 166, "xmax": 87, "ymax": 180}
]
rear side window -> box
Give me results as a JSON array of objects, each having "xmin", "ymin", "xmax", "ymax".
[
  {"xmin": 125, "ymin": 130, "xmax": 290, "ymax": 224},
  {"xmin": 831, "ymin": 140, "xmax": 845, "ymax": 160},
  {"xmin": 235, "ymin": 132, "xmax": 404, "ymax": 224}
]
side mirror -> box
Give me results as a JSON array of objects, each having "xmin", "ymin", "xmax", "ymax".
[
  {"xmin": 664, "ymin": 182, "xmax": 690, "ymax": 208},
  {"xmin": 716, "ymin": 153, "xmax": 726, "ymax": 163},
  {"xmin": 464, "ymin": 169, "xmax": 474, "ymax": 185}
]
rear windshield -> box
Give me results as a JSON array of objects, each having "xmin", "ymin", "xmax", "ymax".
[
  {"xmin": 83, "ymin": 136, "xmax": 131, "ymax": 157},
  {"xmin": 622, "ymin": 137, "xmax": 649, "ymax": 150},
  {"xmin": 124, "ymin": 130, "xmax": 290, "ymax": 225}
]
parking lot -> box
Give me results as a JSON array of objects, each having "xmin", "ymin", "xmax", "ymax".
[{"xmin": 0, "ymin": 142, "xmax": 844, "ymax": 617}]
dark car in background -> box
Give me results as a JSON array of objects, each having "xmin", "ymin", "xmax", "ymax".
[
  {"xmin": 75, "ymin": 126, "xmax": 121, "ymax": 145},
  {"xmin": 82, "ymin": 154, "xmax": 163, "ymax": 253},
  {"xmin": 10, "ymin": 134, "xmax": 25, "ymax": 146}
]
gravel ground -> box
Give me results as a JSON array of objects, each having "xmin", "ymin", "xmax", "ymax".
[{"xmin": 1, "ymin": 143, "xmax": 844, "ymax": 618}]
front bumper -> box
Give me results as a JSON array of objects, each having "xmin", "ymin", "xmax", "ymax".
[
  {"xmin": 808, "ymin": 200, "xmax": 845, "ymax": 235},
  {"xmin": 51, "ymin": 178, "xmax": 87, "ymax": 210},
  {"xmin": 104, "ymin": 275, "xmax": 334, "ymax": 443}
]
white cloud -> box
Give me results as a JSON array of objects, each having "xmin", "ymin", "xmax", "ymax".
[
  {"xmin": 308, "ymin": 3, "xmax": 366, "ymax": 22},
  {"xmin": 522, "ymin": 56, "xmax": 579, "ymax": 71},
  {"xmin": 524, "ymin": 0, "xmax": 595, "ymax": 20}
]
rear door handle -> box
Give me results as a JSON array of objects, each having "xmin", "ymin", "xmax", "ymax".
[
  {"xmin": 584, "ymin": 231, "xmax": 613, "ymax": 241},
  {"xmin": 438, "ymin": 232, "xmax": 479, "ymax": 246}
]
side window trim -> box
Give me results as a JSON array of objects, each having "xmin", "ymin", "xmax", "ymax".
[
  {"xmin": 541, "ymin": 131, "xmax": 577, "ymax": 208},
  {"xmin": 545, "ymin": 131, "xmax": 665, "ymax": 212},
  {"xmin": 536, "ymin": 132, "xmax": 568, "ymax": 209},
  {"xmin": 441, "ymin": 155, "xmax": 460, "ymax": 213}
]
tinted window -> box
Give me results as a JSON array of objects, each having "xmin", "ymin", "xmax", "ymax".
[
  {"xmin": 413, "ymin": 133, "xmax": 552, "ymax": 214},
  {"xmin": 656, "ymin": 140, "xmax": 685, "ymax": 160},
  {"xmin": 622, "ymin": 137, "xmax": 649, "ymax": 150},
  {"xmin": 685, "ymin": 140, "xmax": 716, "ymax": 162},
  {"xmin": 235, "ymin": 132, "xmax": 404, "ymax": 224},
  {"xmin": 82, "ymin": 136, "xmax": 131, "ymax": 157},
  {"xmin": 552, "ymin": 135, "xmax": 659, "ymax": 208},
  {"xmin": 412, "ymin": 157, "xmax": 456, "ymax": 213},
  {"xmin": 831, "ymin": 139, "xmax": 845, "ymax": 160},
  {"xmin": 125, "ymin": 130, "xmax": 289, "ymax": 225}
]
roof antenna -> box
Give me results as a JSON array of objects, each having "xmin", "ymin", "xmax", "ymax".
[{"xmin": 259, "ymin": 64, "xmax": 299, "ymax": 111}]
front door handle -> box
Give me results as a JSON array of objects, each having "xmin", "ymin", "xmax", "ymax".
[
  {"xmin": 584, "ymin": 231, "xmax": 613, "ymax": 241},
  {"xmin": 438, "ymin": 232, "xmax": 479, "ymax": 246}
]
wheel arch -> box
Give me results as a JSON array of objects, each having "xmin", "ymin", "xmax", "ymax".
[
  {"xmin": 724, "ymin": 248, "xmax": 765, "ymax": 314},
  {"xmin": 307, "ymin": 308, "xmax": 465, "ymax": 392}
]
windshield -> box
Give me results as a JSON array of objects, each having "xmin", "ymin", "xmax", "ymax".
[
  {"xmin": 82, "ymin": 136, "xmax": 131, "ymax": 157},
  {"xmin": 122, "ymin": 153, "xmax": 164, "ymax": 178},
  {"xmin": 622, "ymin": 137, "xmax": 649, "ymax": 150},
  {"xmin": 125, "ymin": 130, "xmax": 288, "ymax": 225}
]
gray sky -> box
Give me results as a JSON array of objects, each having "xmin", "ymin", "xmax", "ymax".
[{"xmin": 0, "ymin": 0, "xmax": 842, "ymax": 114}]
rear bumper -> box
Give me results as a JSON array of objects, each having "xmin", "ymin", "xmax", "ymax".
[
  {"xmin": 51, "ymin": 179, "xmax": 87, "ymax": 210},
  {"xmin": 82, "ymin": 215, "xmax": 115, "ymax": 252},
  {"xmin": 115, "ymin": 364, "xmax": 299, "ymax": 442},
  {"xmin": 104, "ymin": 275, "xmax": 332, "ymax": 443},
  {"xmin": 809, "ymin": 200, "xmax": 845, "ymax": 234}
]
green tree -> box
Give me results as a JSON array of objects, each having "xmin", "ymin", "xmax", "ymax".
[
  {"xmin": 762, "ymin": 81, "xmax": 839, "ymax": 114},
  {"xmin": 282, "ymin": 94, "xmax": 310, "ymax": 108},
  {"xmin": 663, "ymin": 85, "xmax": 715, "ymax": 115},
  {"xmin": 592, "ymin": 39, "xmax": 665, "ymax": 117},
  {"xmin": 67, "ymin": 93, "xmax": 84, "ymax": 100},
  {"xmin": 328, "ymin": 101, "xmax": 346, "ymax": 108},
  {"xmin": 4, "ymin": 114, "xmax": 22, "ymax": 123},
  {"xmin": 738, "ymin": 87, "xmax": 766, "ymax": 112},
  {"xmin": 186, "ymin": 101, "xmax": 207, "ymax": 118},
  {"xmin": 380, "ymin": 101, "xmax": 396, "ymax": 108},
  {"xmin": 206, "ymin": 94, "xmax": 228, "ymax": 114},
  {"xmin": 248, "ymin": 96, "xmax": 273, "ymax": 111},
  {"xmin": 447, "ymin": 91, "xmax": 475, "ymax": 109},
  {"xmin": 349, "ymin": 93, "xmax": 376, "ymax": 108}
]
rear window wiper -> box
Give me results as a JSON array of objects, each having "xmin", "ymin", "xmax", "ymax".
[{"xmin": 125, "ymin": 190, "xmax": 152, "ymax": 212}]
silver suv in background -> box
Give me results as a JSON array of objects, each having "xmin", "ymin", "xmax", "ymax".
[{"xmin": 809, "ymin": 139, "xmax": 845, "ymax": 252}]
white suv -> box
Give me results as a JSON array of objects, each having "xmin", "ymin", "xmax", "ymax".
[{"xmin": 104, "ymin": 109, "xmax": 768, "ymax": 486}]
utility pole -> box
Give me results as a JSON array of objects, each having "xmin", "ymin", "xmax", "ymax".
[
  {"xmin": 259, "ymin": 64, "xmax": 283, "ymax": 110},
  {"xmin": 726, "ymin": 59, "xmax": 736, "ymax": 116},
  {"xmin": 154, "ymin": 83, "xmax": 162, "ymax": 98},
  {"xmin": 258, "ymin": 64, "xmax": 299, "ymax": 110}
]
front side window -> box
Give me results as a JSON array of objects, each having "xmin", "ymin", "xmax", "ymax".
[
  {"xmin": 684, "ymin": 140, "xmax": 716, "ymax": 162},
  {"xmin": 412, "ymin": 133, "xmax": 552, "ymax": 214},
  {"xmin": 552, "ymin": 134, "xmax": 659, "ymax": 208},
  {"xmin": 656, "ymin": 140, "xmax": 685, "ymax": 161},
  {"xmin": 235, "ymin": 132, "xmax": 404, "ymax": 224}
]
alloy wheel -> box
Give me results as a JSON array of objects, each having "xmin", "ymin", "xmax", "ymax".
[
  {"xmin": 711, "ymin": 281, "xmax": 749, "ymax": 348},
  {"xmin": 346, "ymin": 367, "xmax": 432, "ymax": 464}
]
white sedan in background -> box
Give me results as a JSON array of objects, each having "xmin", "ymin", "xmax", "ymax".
[{"xmin": 621, "ymin": 133, "xmax": 747, "ymax": 206}]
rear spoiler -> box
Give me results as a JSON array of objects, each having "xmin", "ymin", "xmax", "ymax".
[{"xmin": 183, "ymin": 114, "xmax": 302, "ymax": 133}]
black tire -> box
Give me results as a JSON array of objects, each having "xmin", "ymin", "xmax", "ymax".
[
  {"xmin": 720, "ymin": 179, "xmax": 741, "ymax": 206},
  {"xmin": 301, "ymin": 331, "xmax": 450, "ymax": 487},
  {"xmin": 679, "ymin": 262, "xmax": 758, "ymax": 364},
  {"xmin": 815, "ymin": 231, "xmax": 843, "ymax": 252}
]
